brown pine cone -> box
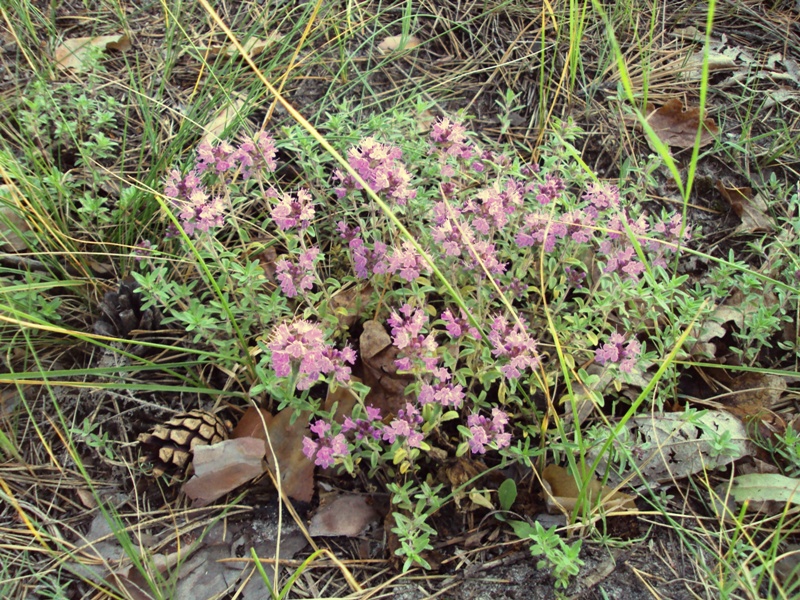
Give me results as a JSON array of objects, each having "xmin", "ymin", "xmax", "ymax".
[
  {"xmin": 138, "ymin": 410, "xmax": 229, "ymax": 482},
  {"xmin": 94, "ymin": 277, "xmax": 161, "ymax": 339}
]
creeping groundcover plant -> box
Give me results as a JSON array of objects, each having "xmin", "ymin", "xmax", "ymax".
[{"xmin": 133, "ymin": 106, "xmax": 703, "ymax": 573}]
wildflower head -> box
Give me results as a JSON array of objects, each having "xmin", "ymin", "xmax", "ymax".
[
  {"xmin": 382, "ymin": 402, "xmax": 424, "ymax": 448},
  {"xmin": 595, "ymin": 332, "xmax": 642, "ymax": 373},
  {"xmin": 583, "ymin": 181, "xmax": 620, "ymax": 210},
  {"xmin": 275, "ymin": 247, "xmax": 319, "ymax": 298},
  {"xmin": 271, "ymin": 189, "xmax": 315, "ymax": 231},
  {"xmin": 267, "ymin": 320, "xmax": 356, "ymax": 389},
  {"xmin": 303, "ymin": 420, "xmax": 349, "ymax": 468},
  {"xmin": 342, "ymin": 405, "xmax": 383, "ymax": 441},
  {"xmin": 466, "ymin": 408, "xmax": 511, "ymax": 454},
  {"xmin": 334, "ymin": 137, "xmax": 416, "ymax": 205},
  {"xmin": 429, "ymin": 117, "xmax": 475, "ymax": 162},
  {"xmin": 488, "ymin": 316, "xmax": 540, "ymax": 379}
]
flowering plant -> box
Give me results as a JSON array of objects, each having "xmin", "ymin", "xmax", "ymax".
[{"xmin": 133, "ymin": 105, "xmax": 706, "ymax": 572}]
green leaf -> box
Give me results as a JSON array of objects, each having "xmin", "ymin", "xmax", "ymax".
[
  {"xmin": 509, "ymin": 519, "xmax": 535, "ymax": 539},
  {"xmin": 498, "ymin": 478, "xmax": 517, "ymax": 511},
  {"xmin": 730, "ymin": 473, "xmax": 800, "ymax": 507},
  {"xmin": 441, "ymin": 410, "xmax": 460, "ymax": 422}
]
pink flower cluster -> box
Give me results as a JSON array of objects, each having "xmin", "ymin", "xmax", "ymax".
[
  {"xmin": 467, "ymin": 408, "xmax": 511, "ymax": 454},
  {"xmin": 303, "ymin": 420, "xmax": 348, "ymax": 468},
  {"xmin": 428, "ymin": 117, "xmax": 480, "ymax": 175},
  {"xmin": 600, "ymin": 208, "xmax": 689, "ymax": 279},
  {"xmin": 387, "ymin": 304, "xmax": 439, "ymax": 372},
  {"xmin": 462, "ymin": 178, "xmax": 524, "ymax": 234},
  {"xmin": 195, "ymin": 131, "xmax": 277, "ymax": 180},
  {"xmin": 337, "ymin": 222, "xmax": 389, "ymax": 280},
  {"xmin": 382, "ymin": 402, "xmax": 424, "ymax": 448},
  {"xmin": 164, "ymin": 169, "xmax": 226, "ymax": 236},
  {"xmin": 583, "ymin": 181, "xmax": 620, "ymax": 210},
  {"xmin": 334, "ymin": 137, "xmax": 417, "ymax": 205},
  {"xmin": 534, "ymin": 174, "xmax": 566, "ymax": 206},
  {"xmin": 375, "ymin": 240, "xmax": 430, "ymax": 282},
  {"xmin": 595, "ymin": 332, "xmax": 641, "ymax": 373},
  {"xmin": 515, "ymin": 208, "xmax": 597, "ymax": 252},
  {"xmin": 441, "ymin": 308, "xmax": 480, "ymax": 339},
  {"xmin": 431, "ymin": 203, "xmax": 507, "ymax": 275},
  {"xmin": 164, "ymin": 132, "xmax": 277, "ymax": 236},
  {"xmin": 268, "ymin": 320, "xmax": 356, "ymax": 390},
  {"xmin": 271, "ymin": 189, "xmax": 315, "ymax": 231},
  {"xmin": 342, "ymin": 405, "xmax": 383, "ymax": 441},
  {"xmin": 275, "ymin": 248, "xmax": 319, "ymax": 298},
  {"xmin": 488, "ymin": 316, "xmax": 540, "ymax": 379},
  {"xmin": 418, "ymin": 381, "xmax": 464, "ymax": 408}
]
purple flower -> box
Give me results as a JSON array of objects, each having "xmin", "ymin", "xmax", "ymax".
[
  {"xmin": 466, "ymin": 408, "xmax": 512, "ymax": 454},
  {"xmin": 463, "ymin": 239, "xmax": 507, "ymax": 275},
  {"xmin": 196, "ymin": 133, "xmax": 277, "ymax": 180},
  {"xmin": 583, "ymin": 182, "xmax": 620, "ymax": 210},
  {"xmin": 431, "ymin": 216, "xmax": 464, "ymax": 257},
  {"xmin": 268, "ymin": 320, "xmax": 356, "ymax": 389},
  {"xmin": 595, "ymin": 332, "xmax": 642, "ymax": 373},
  {"xmin": 488, "ymin": 316, "xmax": 540, "ymax": 379},
  {"xmin": 387, "ymin": 304, "xmax": 439, "ymax": 373},
  {"xmin": 337, "ymin": 221, "xmax": 361, "ymax": 244},
  {"xmin": 275, "ymin": 248, "xmax": 319, "ymax": 298},
  {"xmin": 235, "ymin": 131, "xmax": 278, "ymax": 179},
  {"xmin": 562, "ymin": 209, "xmax": 596, "ymax": 244},
  {"xmin": 382, "ymin": 240, "xmax": 429, "ymax": 282},
  {"xmin": 651, "ymin": 212, "xmax": 691, "ymax": 267},
  {"xmin": 654, "ymin": 212, "xmax": 689, "ymax": 242},
  {"xmin": 303, "ymin": 419, "xmax": 349, "ymax": 468},
  {"xmin": 196, "ymin": 139, "xmax": 236, "ymax": 175},
  {"xmin": 429, "ymin": 117, "xmax": 475, "ymax": 162},
  {"xmin": 515, "ymin": 212, "xmax": 568, "ymax": 252},
  {"xmin": 342, "ymin": 405, "xmax": 383, "ymax": 441},
  {"xmin": 564, "ymin": 266, "xmax": 585, "ymax": 288},
  {"xmin": 334, "ymin": 137, "xmax": 417, "ymax": 205},
  {"xmin": 163, "ymin": 133, "xmax": 278, "ymax": 236},
  {"xmin": 600, "ymin": 243, "xmax": 645, "ymax": 281},
  {"xmin": 382, "ymin": 403, "xmax": 424, "ymax": 448},
  {"xmin": 133, "ymin": 239, "xmax": 153, "ymax": 261},
  {"xmin": 462, "ymin": 178, "xmax": 524, "ymax": 234},
  {"xmin": 350, "ymin": 239, "xmax": 388, "ymax": 279},
  {"xmin": 441, "ymin": 308, "xmax": 480, "ymax": 339},
  {"xmin": 534, "ymin": 174, "xmax": 565, "ymax": 205},
  {"xmin": 271, "ymin": 189, "xmax": 315, "ymax": 231},
  {"xmin": 164, "ymin": 169, "xmax": 226, "ymax": 236},
  {"xmin": 418, "ymin": 382, "xmax": 464, "ymax": 408}
]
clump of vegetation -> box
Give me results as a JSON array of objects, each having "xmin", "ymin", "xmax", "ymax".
[{"xmin": 2, "ymin": 1, "xmax": 800, "ymax": 598}]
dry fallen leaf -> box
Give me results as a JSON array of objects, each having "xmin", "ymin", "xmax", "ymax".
[
  {"xmin": 55, "ymin": 34, "xmax": 131, "ymax": 71},
  {"xmin": 183, "ymin": 437, "xmax": 267, "ymax": 507},
  {"xmin": 200, "ymin": 97, "xmax": 246, "ymax": 146},
  {"xmin": 541, "ymin": 464, "xmax": 636, "ymax": 515},
  {"xmin": 377, "ymin": 34, "xmax": 421, "ymax": 54},
  {"xmin": 308, "ymin": 492, "xmax": 381, "ymax": 537},
  {"xmin": 714, "ymin": 473, "xmax": 800, "ymax": 518},
  {"xmin": 232, "ymin": 406, "xmax": 315, "ymax": 503},
  {"xmin": 360, "ymin": 320, "xmax": 392, "ymax": 359},
  {"xmin": 645, "ymin": 98, "xmax": 719, "ymax": 149},
  {"xmin": 360, "ymin": 320, "xmax": 414, "ymax": 415},
  {"xmin": 719, "ymin": 371, "xmax": 787, "ymax": 441},
  {"xmin": 591, "ymin": 410, "xmax": 755, "ymax": 486},
  {"xmin": 225, "ymin": 34, "xmax": 284, "ymax": 58},
  {"xmin": 715, "ymin": 180, "xmax": 774, "ymax": 233}
]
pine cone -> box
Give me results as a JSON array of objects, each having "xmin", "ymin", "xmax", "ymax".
[
  {"xmin": 94, "ymin": 277, "xmax": 161, "ymax": 339},
  {"xmin": 138, "ymin": 410, "xmax": 229, "ymax": 482}
]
